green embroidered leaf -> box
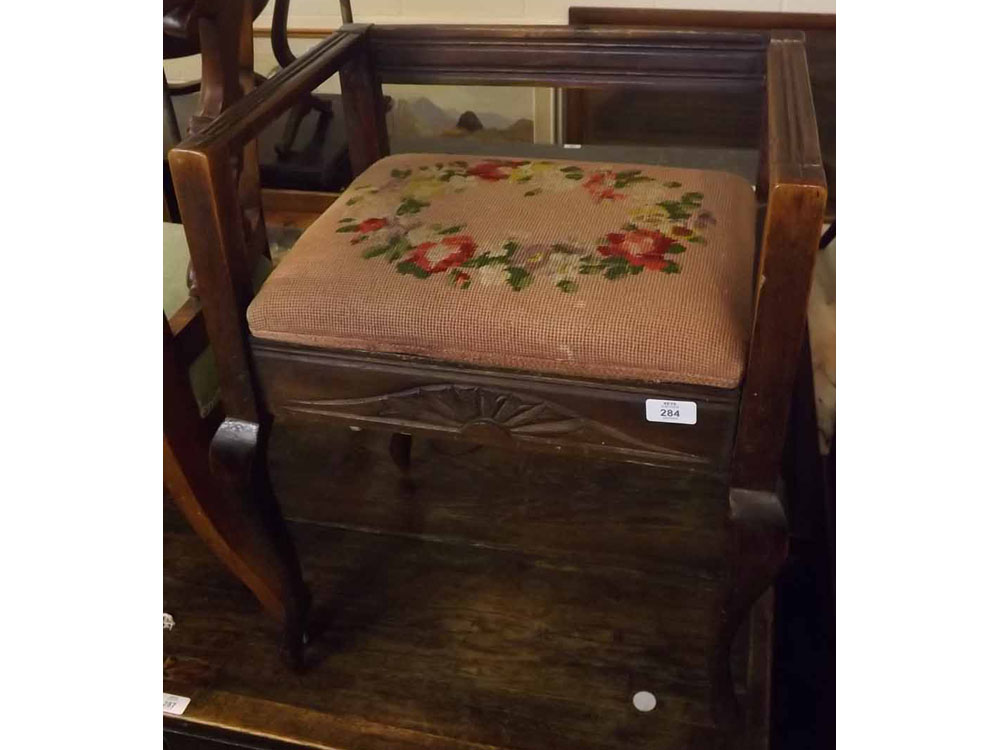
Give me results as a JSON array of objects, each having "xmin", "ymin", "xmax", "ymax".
[
  {"xmin": 396, "ymin": 197, "xmax": 430, "ymax": 216},
  {"xmin": 681, "ymin": 192, "xmax": 704, "ymax": 204},
  {"xmin": 438, "ymin": 225, "xmax": 464, "ymax": 235},
  {"xmin": 507, "ymin": 266, "xmax": 532, "ymax": 291},
  {"xmin": 688, "ymin": 236, "xmax": 707, "ymax": 244},
  {"xmin": 560, "ymin": 165, "xmax": 582, "ymax": 173},
  {"xmin": 664, "ymin": 180, "xmax": 682, "ymax": 188},
  {"xmin": 556, "ymin": 279, "xmax": 579, "ymax": 293},
  {"xmin": 435, "ymin": 162, "xmax": 443, "ymax": 169},
  {"xmin": 463, "ymin": 254, "xmax": 509, "ymax": 268},
  {"xmin": 605, "ymin": 265, "xmax": 630, "ymax": 280},
  {"xmin": 613, "ymin": 172, "xmax": 654, "ymax": 189},
  {"xmin": 339, "ymin": 217, "xmax": 355, "ymax": 223},
  {"xmin": 336, "ymin": 224, "xmax": 360, "ymax": 233},
  {"xmin": 419, "ymin": 165, "xmax": 429, "ymax": 170},
  {"xmin": 524, "ymin": 189, "xmax": 541, "ymax": 197},
  {"xmin": 564, "ymin": 172, "xmax": 584, "ymax": 180},
  {"xmin": 516, "ymin": 175, "xmax": 532, "ymax": 183},
  {"xmin": 629, "ymin": 264, "xmax": 643, "ymax": 275},
  {"xmin": 362, "ymin": 244, "xmax": 390, "ymax": 259},
  {"xmin": 346, "ymin": 196, "xmax": 362, "ymax": 205},
  {"xmin": 662, "ymin": 261, "xmax": 681, "ymax": 274},
  {"xmin": 387, "ymin": 238, "xmax": 410, "ymax": 261},
  {"xmin": 666, "ymin": 242, "xmax": 686, "ymax": 254},
  {"xmin": 502, "ymin": 240, "xmax": 519, "ymax": 254},
  {"xmin": 622, "ymin": 222, "xmax": 638, "ymax": 231},
  {"xmin": 390, "ymin": 168, "xmax": 412, "ymax": 179},
  {"xmin": 656, "ymin": 201, "xmax": 692, "ymax": 221},
  {"xmin": 396, "ymin": 261, "xmax": 430, "ymax": 279},
  {"xmin": 450, "ymin": 160, "xmax": 468, "ymax": 167}
]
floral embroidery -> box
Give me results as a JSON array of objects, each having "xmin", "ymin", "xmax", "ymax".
[
  {"xmin": 401, "ymin": 234, "xmax": 477, "ymax": 276},
  {"xmin": 338, "ymin": 164, "xmax": 717, "ymax": 293},
  {"xmin": 593, "ymin": 229, "xmax": 682, "ymax": 273},
  {"xmin": 340, "ymin": 159, "xmax": 663, "ymax": 218}
]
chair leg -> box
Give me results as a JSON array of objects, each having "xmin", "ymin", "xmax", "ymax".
[
  {"xmin": 819, "ymin": 221, "xmax": 836, "ymax": 250},
  {"xmin": 710, "ymin": 488, "xmax": 788, "ymax": 732},
  {"xmin": 389, "ymin": 432, "xmax": 412, "ymax": 472},
  {"xmin": 203, "ymin": 418, "xmax": 311, "ymax": 668}
]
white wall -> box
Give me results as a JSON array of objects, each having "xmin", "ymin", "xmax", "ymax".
[{"xmin": 256, "ymin": 0, "xmax": 835, "ymax": 28}]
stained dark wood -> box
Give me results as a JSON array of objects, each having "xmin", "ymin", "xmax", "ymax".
[
  {"xmin": 165, "ymin": 424, "xmax": 772, "ymax": 750},
  {"xmin": 177, "ymin": 29, "xmax": 364, "ymax": 156},
  {"xmin": 168, "ymin": 23, "xmax": 826, "ymax": 744},
  {"xmin": 166, "ymin": 1, "xmax": 312, "ymax": 661},
  {"xmin": 167, "ymin": 297, "xmax": 208, "ymax": 370},
  {"xmin": 370, "ymin": 24, "xmax": 767, "ymax": 90},
  {"xmin": 261, "ymin": 188, "xmax": 340, "ymax": 215},
  {"xmin": 252, "ymin": 341, "xmax": 739, "ymax": 473},
  {"xmin": 340, "ymin": 29, "xmax": 390, "ymax": 176},
  {"xmin": 731, "ymin": 36, "xmax": 826, "ymax": 491},
  {"xmin": 710, "ymin": 489, "xmax": 787, "ymax": 727},
  {"xmin": 165, "ymin": 317, "xmax": 288, "ymax": 628}
]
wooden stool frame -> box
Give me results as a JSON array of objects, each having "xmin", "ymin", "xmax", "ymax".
[{"xmin": 169, "ymin": 22, "xmax": 826, "ymax": 734}]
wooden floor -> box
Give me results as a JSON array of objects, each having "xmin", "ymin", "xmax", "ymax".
[{"xmin": 165, "ymin": 423, "xmax": 769, "ymax": 750}]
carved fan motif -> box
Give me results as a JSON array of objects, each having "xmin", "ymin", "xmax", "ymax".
[{"xmin": 286, "ymin": 384, "xmax": 702, "ymax": 463}]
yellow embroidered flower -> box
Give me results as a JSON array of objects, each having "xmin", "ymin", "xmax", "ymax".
[
  {"xmin": 508, "ymin": 160, "xmax": 556, "ymax": 183},
  {"xmin": 628, "ymin": 205, "xmax": 669, "ymax": 226},
  {"xmin": 403, "ymin": 176, "xmax": 447, "ymax": 201}
]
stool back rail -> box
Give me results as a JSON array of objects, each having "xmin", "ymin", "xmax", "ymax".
[{"xmin": 169, "ymin": 22, "xmax": 825, "ymax": 733}]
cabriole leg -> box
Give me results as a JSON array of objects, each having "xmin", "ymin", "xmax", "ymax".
[
  {"xmin": 710, "ymin": 488, "xmax": 788, "ymax": 737},
  {"xmin": 208, "ymin": 418, "xmax": 311, "ymax": 668}
]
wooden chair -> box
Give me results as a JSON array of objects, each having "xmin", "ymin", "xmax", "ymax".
[{"xmin": 168, "ymin": 21, "xmax": 826, "ymax": 736}]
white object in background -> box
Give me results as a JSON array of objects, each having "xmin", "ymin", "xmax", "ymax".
[
  {"xmin": 163, "ymin": 693, "xmax": 191, "ymax": 715},
  {"xmin": 632, "ymin": 691, "xmax": 657, "ymax": 712},
  {"xmin": 644, "ymin": 399, "xmax": 697, "ymax": 425},
  {"xmin": 163, "ymin": 613, "xmax": 175, "ymax": 631},
  {"xmin": 563, "ymin": 143, "xmax": 582, "ymax": 149}
]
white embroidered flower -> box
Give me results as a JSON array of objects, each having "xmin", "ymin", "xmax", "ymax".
[
  {"xmin": 405, "ymin": 225, "xmax": 441, "ymax": 247},
  {"xmin": 475, "ymin": 264, "xmax": 510, "ymax": 288},
  {"xmin": 423, "ymin": 243, "xmax": 461, "ymax": 265},
  {"xmin": 543, "ymin": 251, "xmax": 582, "ymax": 282}
]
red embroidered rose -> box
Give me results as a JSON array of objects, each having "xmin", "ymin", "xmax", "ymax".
[
  {"xmin": 598, "ymin": 229, "xmax": 679, "ymax": 270},
  {"xmin": 583, "ymin": 171, "xmax": 624, "ymax": 202},
  {"xmin": 466, "ymin": 160, "xmax": 527, "ymax": 181},
  {"xmin": 356, "ymin": 217, "xmax": 388, "ymax": 233},
  {"xmin": 406, "ymin": 234, "xmax": 477, "ymax": 273}
]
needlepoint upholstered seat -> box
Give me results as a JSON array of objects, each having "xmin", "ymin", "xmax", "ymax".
[{"xmin": 248, "ymin": 153, "xmax": 756, "ymax": 388}]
